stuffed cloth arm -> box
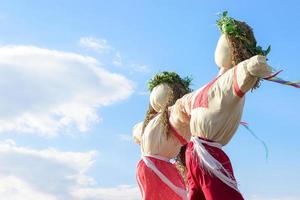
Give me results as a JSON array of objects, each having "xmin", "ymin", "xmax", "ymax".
[
  {"xmin": 235, "ymin": 55, "xmax": 272, "ymax": 94},
  {"xmin": 170, "ymin": 92, "xmax": 194, "ymax": 124},
  {"xmin": 132, "ymin": 121, "xmax": 143, "ymax": 145},
  {"xmin": 169, "ymin": 92, "xmax": 194, "ymax": 142}
]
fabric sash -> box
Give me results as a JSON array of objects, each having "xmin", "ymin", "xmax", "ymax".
[
  {"xmin": 191, "ymin": 136, "xmax": 241, "ymax": 193},
  {"xmin": 142, "ymin": 155, "xmax": 188, "ymax": 200}
]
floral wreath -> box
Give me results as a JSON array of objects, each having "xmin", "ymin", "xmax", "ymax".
[
  {"xmin": 216, "ymin": 11, "xmax": 271, "ymax": 56},
  {"xmin": 147, "ymin": 71, "xmax": 192, "ymax": 92}
]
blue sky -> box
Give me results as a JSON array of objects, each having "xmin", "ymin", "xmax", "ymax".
[{"xmin": 0, "ymin": 0, "xmax": 299, "ymax": 199}]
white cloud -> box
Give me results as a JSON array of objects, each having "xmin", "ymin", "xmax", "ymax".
[
  {"xmin": 131, "ymin": 64, "xmax": 150, "ymax": 73},
  {"xmin": 79, "ymin": 37, "xmax": 111, "ymax": 53},
  {"xmin": 0, "ymin": 139, "xmax": 141, "ymax": 200},
  {"xmin": 71, "ymin": 185, "xmax": 140, "ymax": 200},
  {"xmin": 0, "ymin": 45, "xmax": 134, "ymax": 136},
  {"xmin": 0, "ymin": 175, "xmax": 58, "ymax": 200},
  {"xmin": 0, "ymin": 139, "xmax": 97, "ymax": 199},
  {"xmin": 79, "ymin": 37, "xmax": 150, "ymax": 74},
  {"xmin": 112, "ymin": 52, "xmax": 123, "ymax": 67}
]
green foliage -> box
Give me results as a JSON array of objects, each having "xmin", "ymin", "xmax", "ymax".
[
  {"xmin": 147, "ymin": 71, "xmax": 192, "ymax": 92},
  {"xmin": 216, "ymin": 11, "xmax": 271, "ymax": 56}
]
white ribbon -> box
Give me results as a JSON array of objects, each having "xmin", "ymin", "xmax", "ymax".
[
  {"xmin": 142, "ymin": 156, "xmax": 188, "ymax": 200},
  {"xmin": 191, "ymin": 136, "xmax": 240, "ymax": 193},
  {"xmin": 136, "ymin": 173, "xmax": 145, "ymax": 200}
]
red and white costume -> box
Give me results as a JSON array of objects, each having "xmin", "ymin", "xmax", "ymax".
[
  {"xmin": 133, "ymin": 55, "xmax": 271, "ymax": 200},
  {"xmin": 176, "ymin": 55, "xmax": 272, "ymax": 200},
  {"xmin": 133, "ymin": 84, "xmax": 192, "ymax": 200}
]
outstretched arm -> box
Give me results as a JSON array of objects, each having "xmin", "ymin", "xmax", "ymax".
[
  {"xmin": 235, "ymin": 55, "xmax": 272, "ymax": 94},
  {"xmin": 169, "ymin": 92, "xmax": 195, "ymax": 140},
  {"xmin": 214, "ymin": 55, "xmax": 273, "ymax": 98},
  {"xmin": 170, "ymin": 91, "xmax": 195, "ymax": 123},
  {"xmin": 132, "ymin": 121, "xmax": 143, "ymax": 145}
]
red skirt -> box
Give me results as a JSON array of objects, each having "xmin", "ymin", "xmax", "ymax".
[
  {"xmin": 185, "ymin": 139, "xmax": 244, "ymax": 200},
  {"xmin": 136, "ymin": 156, "xmax": 187, "ymax": 200}
]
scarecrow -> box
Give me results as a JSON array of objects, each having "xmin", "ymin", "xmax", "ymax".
[
  {"xmin": 133, "ymin": 11, "xmax": 299, "ymax": 200},
  {"xmin": 184, "ymin": 11, "xmax": 275, "ymax": 200},
  {"xmin": 133, "ymin": 72, "xmax": 193, "ymax": 200}
]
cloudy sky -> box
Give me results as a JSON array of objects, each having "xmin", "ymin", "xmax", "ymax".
[{"xmin": 0, "ymin": 0, "xmax": 299, "ymax": 200}]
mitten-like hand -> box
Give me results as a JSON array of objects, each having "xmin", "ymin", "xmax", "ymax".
[{"xmin": 246, "ymin": 55, "xmax": 272, "ymax": 78}]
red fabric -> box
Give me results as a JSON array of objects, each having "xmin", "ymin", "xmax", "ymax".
[
  {"xmin": 233, "ymin": 66, "xmax": 245, "ymax": 98},
  {"xmin": 192, "ymin": 77, "xmax": 220, "ymax": 109},
  {"xmin": 136, "ymin": 157, "xmax": 186, "ymax": 200},
  {"xmin": 185, "ymin": 140, "xmax": 244, "ymax": 200}
]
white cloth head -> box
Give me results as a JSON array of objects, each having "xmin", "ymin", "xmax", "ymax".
[
  {"xmin": 150, "ymin": 83, "xmax": 172, "ymax": 112},
  {"xmin": 214, "ymin": 34, "xmax": 232, "ymax": 69}
]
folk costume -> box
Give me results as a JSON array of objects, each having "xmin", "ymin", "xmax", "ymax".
[
  {"xmin": 133, "ymin": 10, "xmax": 299, "ymax": 200},
  {"xmin": 184, "ymin": 12, "xmax": 273, "ymax": 200},
  {"xmin": 133, "ymin": 73, "xmax": 193, "ymax": 200}
]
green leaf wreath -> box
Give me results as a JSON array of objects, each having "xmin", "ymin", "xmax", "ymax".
[
  {"xmin": 147, "ymin": 71, "xmax": 192, "ymax": 92},
  {"xmin": 216, "ymin": 11, "xmax": 271, "ymax": 56}
]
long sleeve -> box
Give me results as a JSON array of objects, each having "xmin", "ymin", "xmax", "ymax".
[
  {"xmin": 236, "ymin": 55, "xmax": 272, "ymax": 94},
  {"xmin": 188, "ymin": 56, "xmax": 272, "ymax": 145},
  {"xmin": 170, "ymin": 92, "xmax": 195, "ymax": 123},
  {"xmin": 169, "ymin": 92, "xmax": 195, "ymax": 141},
  {"xmin": 132, "ymin": 121, "xmax": 143, "ymax": 145}
]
